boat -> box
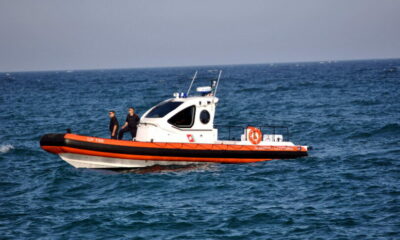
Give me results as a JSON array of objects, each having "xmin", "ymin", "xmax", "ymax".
[{"xmin": 40, "ymin": 70, "xmax": 308, "ymax": 168}]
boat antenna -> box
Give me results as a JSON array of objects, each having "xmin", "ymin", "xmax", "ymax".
[
  {"xmin": 186, "ymin": 71, "xmax": 198, "ymax": 96},
  {"xmin": 213, "ymin": 70, "xmax": 222, "ymax": 96}
]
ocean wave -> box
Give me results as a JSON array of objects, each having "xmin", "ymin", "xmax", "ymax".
[
  {"xmin": 383, "ymin": 67, "xmax": 399, "ymax": 73},
  {"xmin": 236, "ymin": 87, "xmax": 262, "ymax": 93},
  {"xmin": 348, "ymin": 123, "xmax": 400, "ymax": 139},
  {"xmin": 0, "ymin": 144, "xmax": 14, "ymax": 153},
  {"xmin": 350, "ymin": 99, "xmax": 382, "ymax": 106}
]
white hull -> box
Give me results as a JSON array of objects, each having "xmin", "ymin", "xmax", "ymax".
[{"xmin": 59, "ymin": 153, "xmax": 209, "ymax": 168}]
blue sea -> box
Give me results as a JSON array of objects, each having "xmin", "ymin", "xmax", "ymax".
[{"xmin": 1, "ymin": 59, "xmax": 399, "ymax": 239}]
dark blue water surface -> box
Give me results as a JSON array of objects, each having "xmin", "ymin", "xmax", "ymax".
[{"xmin": 1, "ymin": 59, "xmax": 399, "ymax": 239}]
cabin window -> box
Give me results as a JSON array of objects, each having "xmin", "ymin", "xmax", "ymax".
[
  {"xmin": 146, "ymin": 101, "xmax": 183, "ymax": 118},
  {"xmin": 200, "ymin": 110, "xmax": 210, "ymax": 124},
  {"xmin": 168, "ymin": 106, "xmax": 196, "ymax": 128}
]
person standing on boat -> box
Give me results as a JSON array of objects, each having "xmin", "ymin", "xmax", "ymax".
[
  {"xmin": 108, "ymin": 111, "xmax": 119, "ymax": 139},
  {"xmin": 118, "ymin": 107, "xmax": 140, "ymax": 140}
]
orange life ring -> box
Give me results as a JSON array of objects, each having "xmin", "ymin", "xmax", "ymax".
[{"xmin": 247, "ymin": 126, "xmax": 262, "ymax": 145}]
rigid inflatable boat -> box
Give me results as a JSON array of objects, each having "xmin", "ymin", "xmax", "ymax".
[{"xmin": 40, "ymin": 71, "xmax": 308, "ymax": 168}]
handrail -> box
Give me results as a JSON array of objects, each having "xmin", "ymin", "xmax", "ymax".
[
  {"xmin": 214, "ymin": 124, "xmax": 290, "ymax": 141},
  {"xmin": 215, "ymin": 124, "xmax": 289, "ymax": 129}
]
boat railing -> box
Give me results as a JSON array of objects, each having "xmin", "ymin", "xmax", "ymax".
[{"xmin": 214, "ymin": 124, "xmax": 290, "ymax": 141}]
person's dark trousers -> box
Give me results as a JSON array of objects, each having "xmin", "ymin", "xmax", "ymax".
[
  {"xmin": 110, "ymin": 134, "xmax": 118, "ymax": 139},
  {"xmin": 118, "ymin": 127, "xmax": 137, "ymax": 140}
]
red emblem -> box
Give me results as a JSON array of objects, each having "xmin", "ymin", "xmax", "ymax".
[{"xmin": 187, "ymin": 134, "xmax": 195, "ymax": 143}]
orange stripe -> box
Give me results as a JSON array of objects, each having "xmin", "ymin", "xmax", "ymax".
[
  {"xmin": 64, "ymin": 134, "xmax": 307, "ymax": 152},
  {"xmin": 43, "ymin": 146, "xmax": 273, "ymax": 164}
]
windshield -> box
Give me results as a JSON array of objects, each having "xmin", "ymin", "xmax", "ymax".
[
  {"xmin": 145, "ymin": 101, "xmax": 183, "ymax": 118},
  {"xmin": 168, "ymin": 105, "xmax": 196, "ymax": 128}
]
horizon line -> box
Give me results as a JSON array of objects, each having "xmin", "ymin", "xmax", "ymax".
[{"xmin": 1, "ymin": 57, "xmax": 399, "ymax": 74}]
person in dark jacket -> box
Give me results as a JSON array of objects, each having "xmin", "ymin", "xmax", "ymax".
[
  {"xmin": 118, "ymin": 107, "xmax": 140, "ymax": 140},
  {"xmin": 108, "ymin": 111, "xmax": 119, "ymax": 139}
]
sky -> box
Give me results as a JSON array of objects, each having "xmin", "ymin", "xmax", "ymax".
[{"xmin": 1, "ymin": 0, "xmax": 400, "ymax": 72}]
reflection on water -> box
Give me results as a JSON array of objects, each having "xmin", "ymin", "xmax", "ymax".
[{"xmin": 98, "ymin": 163, "xmax": 217, "ymax": 174}]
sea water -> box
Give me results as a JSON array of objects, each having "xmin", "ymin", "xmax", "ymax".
[{"xmin": 0, "ymin": 59, "xmax": 399, "ymax": 239}]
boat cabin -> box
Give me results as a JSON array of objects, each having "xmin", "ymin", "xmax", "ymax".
[
  {"xmin": 136, "ymin": 71, "xmax": 221, "ymax": 143},
  {"xmin": 136, "ymin": 95, "xmax": 219, "ymax": 143}
]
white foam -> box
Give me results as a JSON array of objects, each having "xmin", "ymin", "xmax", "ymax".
[{"xmin": 0, "ymin": 144, "xmax": 14, "ymax": 153}]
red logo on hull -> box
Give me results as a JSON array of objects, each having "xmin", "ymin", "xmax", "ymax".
[{"xmin": 187, "ymin": 134, "xmax": 195, "ymax": 143}]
